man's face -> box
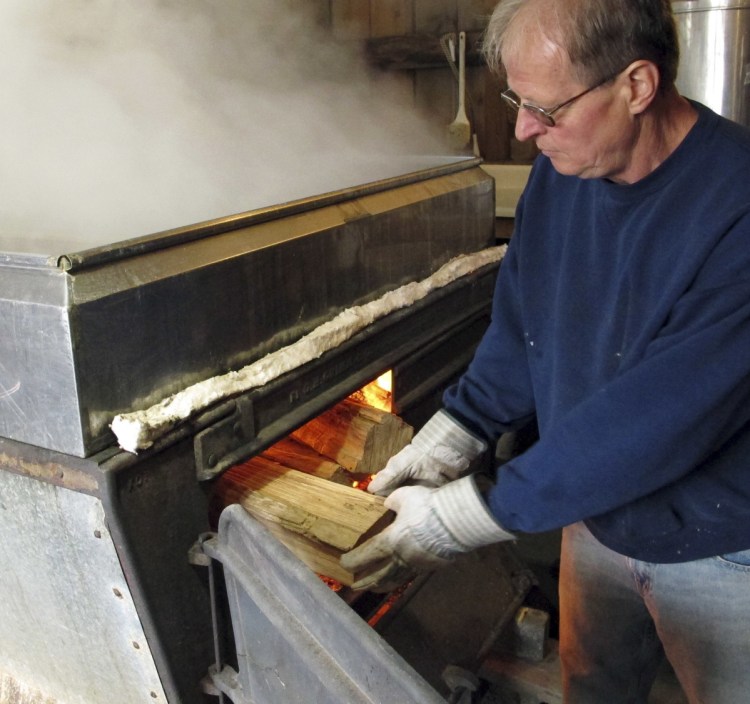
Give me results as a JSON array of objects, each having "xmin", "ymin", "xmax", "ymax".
[{"xmin": 503, "ymin": 34, "xmax": 636, "ymax": 182}]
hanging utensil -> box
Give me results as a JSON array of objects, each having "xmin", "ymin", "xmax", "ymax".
[{"xmin": 447, "ymin": 31, "xmax": 471, "ymax": 149}]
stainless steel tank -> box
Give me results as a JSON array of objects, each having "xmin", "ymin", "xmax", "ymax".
[{"xmin": 673, "ymin": 0, "xmax": 750, "ymax": 126}]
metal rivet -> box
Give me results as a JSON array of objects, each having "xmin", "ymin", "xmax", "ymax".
[
  {"xmin": 132, "ymin": 641, "xmax": 140, "ymax": 650},
  {"xmin": 207, "ymin": 454, "xmax": 217, "ymax": 468},
  {"xmin": 113, "ymin": 588, "xmax": 123, "ymax": 599}
]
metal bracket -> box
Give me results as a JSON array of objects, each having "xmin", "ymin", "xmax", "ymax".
[
  {"xmin": 201, "ymin": 664, "xmax": 248, "ymax": 702},
  {"xmin": 443, "ymin": 665, "xmax": 479, "ymax": 704},
  {"xmin": 187, "ymin": 534, "xmax": 215, "ymax": 568},
  {"xmin": 194, "ymin": 396, "xmax": 256, "ymax": 481}
]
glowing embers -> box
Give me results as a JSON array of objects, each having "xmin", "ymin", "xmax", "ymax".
[{"xmin": 210, "ymin": 370, "xmax": 410, "ymax": 586}]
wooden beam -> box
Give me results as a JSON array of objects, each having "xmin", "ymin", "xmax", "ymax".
[
  {"xmin": 370, "ymin": 0, "xmax": 414, "ymax": 38},
  {"xmin": 366, "ymin": 30, "xmax": 486, "ymax": 71},
  {"xmin": 459, "ymin": 0, "xmax": 499, "ymax": 32},
  {"xmin": 415, "ymin": 0, "xmax": 457, "ymax": 36},
  {"xmin": 476, "ymin": 65, "xmax": 511, "ymax": 161}
]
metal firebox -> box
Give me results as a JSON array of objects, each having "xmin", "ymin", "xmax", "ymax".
[
  {"xmin": 0, "ymin": 156, "xmax": 528, "ymax": 704},
  {"xmin": 0, "ymin": 156, "xmax": 493, "ymax": 457}
]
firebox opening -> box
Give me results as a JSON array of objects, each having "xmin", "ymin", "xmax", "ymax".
[
  {"xmin": 207, "ymin": 368, "xmax": 417, "ymax": 624},
  {"xmin": 209, "ymin": 370, "xmax": 408, "ymax": 564}
]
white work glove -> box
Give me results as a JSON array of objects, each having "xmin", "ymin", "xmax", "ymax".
[
  {"xmin": 368, "ymin": 410, "xmax": 487, "ymax": 496},
  {"xmin": 341, "ymin": 475, "xmax": 514, "ymax": 592}
]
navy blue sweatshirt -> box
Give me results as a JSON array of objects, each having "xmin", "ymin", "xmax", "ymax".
[{"xmin": 444, "ymin": 102, "xmax": 750, "ymax": 562}]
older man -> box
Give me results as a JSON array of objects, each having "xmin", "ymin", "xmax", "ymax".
[{"xmin": 342, "ymin": 0, "xmax": 750, "ymax": 701}]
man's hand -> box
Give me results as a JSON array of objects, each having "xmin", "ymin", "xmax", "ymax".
[
  {"xmin": 341, "ymin": 475, "xmax": 514, "ymax": 592},
  {"xmin": 340, "ymin": 485, "xmax": 452, "ymax": 592},
  {"xmin": 368, "ymin": 410, "xmax": 487, "ymax": 496}
]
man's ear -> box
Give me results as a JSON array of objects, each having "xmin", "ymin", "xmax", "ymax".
[{"xmin": 623, "ymin": 60, "xmax": 660, "ymax": 115}]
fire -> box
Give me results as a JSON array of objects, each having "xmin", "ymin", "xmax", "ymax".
[
  {"xmin": 352, "ymin": 370, "xmax": 393, "ymax": 412},
  {"xmin": 351, "ymin": 474, "xmax": 375, "ymax": 492},
  {"xmin": 375, "ymin": 371, "xmax": 392, "ymax": 393}
]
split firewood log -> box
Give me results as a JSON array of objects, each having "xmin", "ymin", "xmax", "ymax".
[
  {"xmin": 261, "ymin": 437, "xmax": 352, "ymax": 485},
  {"xmin": 290, "ymin": 398, "xmax": 413, "ymax": 475},
  {"xmin": 212, "ymin": 457, "xmax": 392, "ymax": 585}
]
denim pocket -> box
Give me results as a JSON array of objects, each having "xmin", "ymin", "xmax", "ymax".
[{"xmin": 719, "ymin": 548, "xmax": 750, "ymax": 567}]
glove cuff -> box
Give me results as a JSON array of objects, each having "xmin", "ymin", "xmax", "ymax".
[
  {"xmin": 412, "ymin": 410, "xmax": 487, "ymax": 459},
  {"xmin": 433, "ymin": 475, "xmax": 514, "ymax": 549}
]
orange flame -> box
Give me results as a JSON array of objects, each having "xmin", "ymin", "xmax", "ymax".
[{"xmin": 355, "ymin": 371, "xmax": 393, "ymax": 412}]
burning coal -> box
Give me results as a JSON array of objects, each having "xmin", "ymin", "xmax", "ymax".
[{"xmin": 1, "ymin": 0, "xmax": 445, "ymax": 246}]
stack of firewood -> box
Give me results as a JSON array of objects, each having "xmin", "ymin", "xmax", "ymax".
[{"xmin": 211, "ymin": 397, "xmax": 413, "ymax": 585}]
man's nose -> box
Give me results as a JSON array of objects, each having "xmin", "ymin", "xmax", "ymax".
[{"xmin": 514, "ymin": 108, "xmax": 546, "ymax": 142}]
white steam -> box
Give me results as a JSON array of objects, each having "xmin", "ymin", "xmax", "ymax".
[{"xmin": 0, "ymin": 0, "xmax": 446, "ymax": 251}]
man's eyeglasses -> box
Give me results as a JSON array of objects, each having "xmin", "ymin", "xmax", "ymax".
[{"xmin": 501, "ymin": 70, "xmax": 624, "ymax": 127}]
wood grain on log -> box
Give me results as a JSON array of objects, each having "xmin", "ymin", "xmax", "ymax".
[{"xmin": 213, "ymin": 458, "xmax": 392, "ymax": 584}]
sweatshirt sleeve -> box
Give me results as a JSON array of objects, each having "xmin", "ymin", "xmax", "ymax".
[{"xmin": 442, "ymin": 199, "xmax": 537, "ymax": 444}]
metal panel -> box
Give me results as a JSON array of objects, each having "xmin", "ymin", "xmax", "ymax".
[
  {"xmin": 0, "ymin": 159, "xmax": 495, "ymax": 457},
  {"xmin": 202, "ymin": 504, "xmax": 446, "ymax": 704},
  {"xmin": 0, "ymin": 267, "xmax": 80, "ymax": 453},
  {"xmin": 674, "ymin": 0, "xmax": 750, "ymax": 126},
  {"xmin": 0, "ymin": 469, "xmax": 166, "ymax": 704}
]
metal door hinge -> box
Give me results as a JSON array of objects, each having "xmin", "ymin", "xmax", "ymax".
[
  {"xmin": 194, "ymin": 396, "xmax": 256, "ymax": 481},
  {"xmin": 190, "ymin": 533, "xmax": 255, "ymax": 704}
]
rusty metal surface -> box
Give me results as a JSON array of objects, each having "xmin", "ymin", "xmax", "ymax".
[{"xmin": 0, "ymin": 437, "xmax": 100, "ymax": 495}]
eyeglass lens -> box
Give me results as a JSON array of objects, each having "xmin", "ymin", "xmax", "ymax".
[{"xmin": 501, "ymin": 91, "xmax": 555, "ymax": 126}]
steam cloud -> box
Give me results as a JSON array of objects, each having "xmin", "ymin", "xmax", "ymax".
[{"xmin": 1, "ymin": 0, "xmax": 447, "ymax": 250}]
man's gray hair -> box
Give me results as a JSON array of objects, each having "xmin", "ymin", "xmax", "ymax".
[{"xmin": 483, "ymin": 0, "xmax": 680, "ymax": 91}]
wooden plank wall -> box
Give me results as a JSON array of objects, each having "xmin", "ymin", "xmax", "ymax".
[{"xmin": 303, "ymin": 0, "xmax": 535, "ymax": 163}]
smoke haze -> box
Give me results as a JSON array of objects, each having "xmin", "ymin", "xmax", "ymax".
[{"xmin": 0, "ymin": 0, "xmax": 447, "ymax": 251}]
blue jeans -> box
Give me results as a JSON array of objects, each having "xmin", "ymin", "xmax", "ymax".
[{"xmin": 559, "ymin": 522, "xmax": 750, "ymax": 704}]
